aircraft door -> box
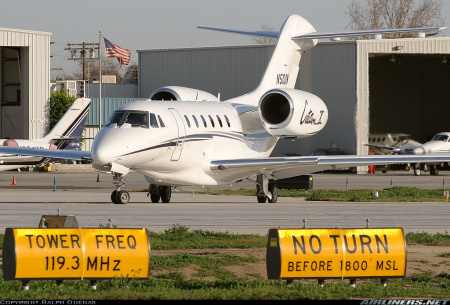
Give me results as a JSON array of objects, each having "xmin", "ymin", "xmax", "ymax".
[{"xmin": 168, "ymin": 108, "xmax": 186, "ymax": 161}]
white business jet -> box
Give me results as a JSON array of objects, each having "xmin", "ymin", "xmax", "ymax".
[
  {"xmin": 0, "ymin": 98, "xmax": 91, "ymax": 171},
  {"xmin": 400, "ymin": 132, "xmax": 450, "ymax": 176},
  {"xmin": 0, "ymin": 15, "xmax": 447, "ymax": 204}
]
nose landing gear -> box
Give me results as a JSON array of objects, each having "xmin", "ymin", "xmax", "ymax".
[{"xmin": 111, "ymin": 173, "xmax": 130, "ymax": 204}]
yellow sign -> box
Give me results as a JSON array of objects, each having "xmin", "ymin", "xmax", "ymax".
[
  {"xmin": 267, "ymin": 228, "xmax": 406, "ymax": 279},
  {"xmin": 3, "ymin": 228, "xmax": 150, "ymax": 280}
]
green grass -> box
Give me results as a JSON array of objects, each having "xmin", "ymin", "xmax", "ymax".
[
  {"xmin": 0, "ymin": 226, "xmax": 449, "ymax": 300},
  {"xmin": 148, "ymin": 224, "xmax": 267, "ymax": 250},
  {"xmin": 159, "ymin": 186, "xmax": 450, "ymax": 202}
]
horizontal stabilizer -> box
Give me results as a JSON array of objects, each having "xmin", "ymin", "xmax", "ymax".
[
  {"xmin": 0, "ymin": 146, "xmax": 92, "ymax": 161},
  {"xmin": 293, "ymin": 27, "xmax": 446, "ymax": 40},
  {"xmin": 197, "ymin": 26, "xmax": 279, "ymax": 39},
  {"xmin": 51, "ymin": 136, "xmax": 95, "ymax": 141}
]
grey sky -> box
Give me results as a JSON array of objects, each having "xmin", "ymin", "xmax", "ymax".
[{"xmin": 1, "ymin": 0, "xmax": 449, "ymax": 78}]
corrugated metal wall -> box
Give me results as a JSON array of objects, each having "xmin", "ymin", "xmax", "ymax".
[
  {"xmin": 0, "ymin": 28, "xmax": 51, "ymax": 139},
  {"xmin": 138, "ymin": 45, "xmax": 275, "ymax": 99}
]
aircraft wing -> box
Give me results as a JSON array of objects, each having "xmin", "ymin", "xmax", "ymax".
[
  {"xmin": 0, "ymin": 146, "xmax": 92, "ymax": 162},
  {"xmin": 210, "ymin": 154, "xmax": 450, "ymax": 181}
]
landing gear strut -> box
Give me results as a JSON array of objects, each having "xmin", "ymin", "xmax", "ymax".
[
  {"xmin": 148, "ymin": 184, "xmax": 172, "ymax": 203},
  {"xmin": 111, "ymin": 173, "xmax": 130, "ymax": 204},
  {"xmin": 256, "ymin": 174, "xmax": 278, "ymax": 203}
]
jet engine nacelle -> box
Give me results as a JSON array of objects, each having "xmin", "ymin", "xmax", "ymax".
[
  {"xmin": 149, "ymin": 86, "xmax": 218, "ymax": 101},
  {"xmin": 2, "ymin": 139, "xmax": 57, "ymax": 149},
  {"xmin": 258, "ymin": 88, "xmax": 328, "ymax": 138}
]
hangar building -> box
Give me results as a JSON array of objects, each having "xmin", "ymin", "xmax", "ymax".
[
  {"xmin": 0, "ymin": 27, "xmax": 51, "ymax": 140},
  {"xmin": 137, "ymin": 36, "xmax": 450, "ymax": 160}
]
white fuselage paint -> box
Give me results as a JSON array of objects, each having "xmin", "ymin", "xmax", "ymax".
[{"xmin": 91, "ymin": 100, "xmax": 278, "ymax": 186}]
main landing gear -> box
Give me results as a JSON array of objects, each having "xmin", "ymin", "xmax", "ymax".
[
  {"xmin": 413, "ymin": 164, "xmax": 440, "ymax": 176},
  {"xmin": 148, "ymin": 184, "xmax": 172, "ymax": 203},
  {"xmin": 111, "ymin": 173, "xmax": 130, "ymax": 204},
  {"xmin": 256, "ymin": 174, "xmax": 278, "ymax": 203}
]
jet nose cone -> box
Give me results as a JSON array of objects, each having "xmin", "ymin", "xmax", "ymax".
[
  {"xmin": 92, "ymin": 137, "xmax": 116, "ymax": 165},
  {"xmin": 412, "ymin": 147, "xmax": 426, "ymax": 154},
  {"xmin": 92, "ymin": 147, "xmax": 113, "ymax": 165}
]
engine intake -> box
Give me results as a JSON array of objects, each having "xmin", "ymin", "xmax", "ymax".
[
  {"xmin": 259, "ymin": 92, "xmax": 292, "ymax": 125},
  {"xmin": 149, "ymin": 86, "xmax": 218, "ymax": 101},
  {"xmin": 258, "ymin": 88, "xmax": 328, "ymax": 138}
]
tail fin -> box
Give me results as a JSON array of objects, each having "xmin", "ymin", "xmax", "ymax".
[
  {"xmin": 199, "ymin": 14, "xmax": 445, "ymax": 102},
  {"xmin": 199, "ymin": 15, "xmax": 318, "ymax": 95},
  {"xmin": 42, "ymin": 98, "xmax": 92, "ymax": 150}
]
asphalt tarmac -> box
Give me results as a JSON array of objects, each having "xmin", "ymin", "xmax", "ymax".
[{"xmin": 0, "ymin": 170, "xmax": 449, "ymax": 235}]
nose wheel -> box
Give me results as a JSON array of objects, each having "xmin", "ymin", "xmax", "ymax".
[{"xmin": 111, "ymin": 173, "xmax": 130, "ymax": 204}]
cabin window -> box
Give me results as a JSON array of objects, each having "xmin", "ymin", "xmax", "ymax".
[
  {"xmin": 124, "ymin": 111, "xmax": 149, "ymax": 128},
  {"xmin": 184, "ymin": 115, "xmax": 191, "ymax": 128},
  {"xmin": 208, "ymin": 115, "xmax": 215, "ymax": 127},
  {"xmin": 432, "ymin": 134, "xmax": 449, "ymax": 142},
  {"xmin": 216, "ymin": 115, "xmax": 223, "ymax": 127},
  {"xmin": 224, "ymin": 115, "xmax": 231, "ymax": 127},
  {"xmin": 158, "ymin": 115, "xmax": 165, "ymax": 127},
  {"xmin": 105, "ymin": 111, "xmax": 125, "ymax": 126},
  {"xmin": 200, "ymin": 115, "xmax": 207, "ymax": 127},
  {"xmin": 192, "ymin": 115, "xmax": 199, "ymax": 127},
  {"xmin": 149, "ymin": 113, "xmax": 159, "ymax": 128}
]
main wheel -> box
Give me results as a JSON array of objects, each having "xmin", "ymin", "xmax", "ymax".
[
  {"xmin": 430, "ymin": 168, "xmax": 439, "ymax": 176},
  {"xmin": 257, "ymin": 195, "xmax": 267, "ymax": 203},
  {"xmin": 268, "ymin": 184, "xmax": 278, "ymax": 203},
  {"xmin": 414, "ymin": 168, "xmax": 421, "ymax": 176},
  {"xmin": 161, "ymin": 186, "xmax": 172, "ymax": 203},
  {"xmin": 149, "ymin": 185, "xmax": 161, "ymax": 203},
  {"xmin": 111, "ymin": 190, "xmax": 118, "ymax": 204},
  {"xmin": 116, "ymin": 190, "xmax": 130, "ymax": 204}
]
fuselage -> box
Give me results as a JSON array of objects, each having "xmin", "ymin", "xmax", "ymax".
[
  {"xmin": 402, "ymin": 132, "xmax": 450, "ymax": 155},
  {"xmin": 91, "ymin": 100, "xmax": 278, "ymax": 186}
]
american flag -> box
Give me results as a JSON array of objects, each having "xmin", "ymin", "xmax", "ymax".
[{"xmin": 103, "ymin": 37, "xmax": 131, "ymax": 66}]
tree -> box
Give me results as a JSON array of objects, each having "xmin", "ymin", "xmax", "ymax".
[
  {"xmin": 72, "ymin": 56, "xmax": 124, "ymax": 83},
  {"xmin": 49, "ymin": 89, "xmax": 76, "ymax": 132},
  {"xmin": 345, "ymin": 0, "xmax": 445, "ymax": 38},
  {"xmin": 123, "ymin": 64, "xmax": 138, "ymax": 84}
]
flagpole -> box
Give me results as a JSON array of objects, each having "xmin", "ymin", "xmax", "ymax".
[{"xmin": 98, "ymin": 31, "xmax": 102, "ymax": 130}]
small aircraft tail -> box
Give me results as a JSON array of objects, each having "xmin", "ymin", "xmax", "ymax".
[
  {"xmin": 42, "ymin": 98, "xmax": 92, "ymax": 150},
  {"xmin": 199, "ymin": 14, "xmax": 445, "ymax": 104}
]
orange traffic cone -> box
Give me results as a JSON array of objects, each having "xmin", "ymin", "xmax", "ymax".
[
  {"xmin": 97, "ymin": 174, "xmax": 101, "ymax": 182},
  {"xmin": 11, "ymin": 176, "xmax": 16, "ymax": 185}
]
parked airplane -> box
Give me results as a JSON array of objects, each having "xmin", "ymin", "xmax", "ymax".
[
  {"xmin": 401, "ymin": 132, "xmax": 450, "ymax": 176},
  {"xmin": 366, "ymin": 132, "xmax": 450, "ymax": 175},
  {"xmin": 0, "ymin": 98, "xmax": 91, "ymax": 171},
  {"xmin": 0, "ymin": 15, "xmax": 447, "ymax": 204},
  {"xmin": 366, "ymin": 133, "xmax": 422, "ymax": 155}
]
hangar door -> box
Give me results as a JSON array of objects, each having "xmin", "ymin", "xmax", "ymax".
[
  {"xmin": 369, "ymin": 54, "xmax": 450, "ymax": 144},
  {"xmin": 0, "ymin": 46, "xmax": 25, "ymax": 138}
]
